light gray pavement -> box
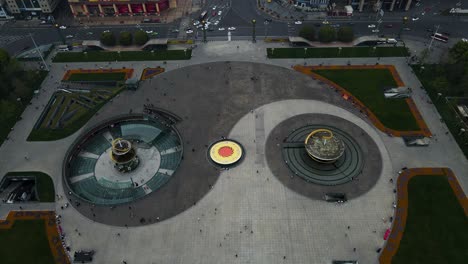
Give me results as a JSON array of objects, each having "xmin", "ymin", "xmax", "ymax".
[{"xmin": 0, "ymin": 40, "xmax": 467, "ymax": 263}]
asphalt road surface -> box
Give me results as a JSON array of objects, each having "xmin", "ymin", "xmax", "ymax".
[{"xmin": 0, "ymin": 0, "xmax": 467, "ymax": 55}]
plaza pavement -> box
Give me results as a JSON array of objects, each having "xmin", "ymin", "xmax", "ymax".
[{"xmin": 0, "ymin": 40, "xmax": 467, "ymax": 263}]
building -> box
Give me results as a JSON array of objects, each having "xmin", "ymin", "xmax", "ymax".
[
  {"xmin": 67, "ymin": 0, "xmax": 177, "ymax": 18},
  {"xmin": 351, "ymin": 0, "xmax": 418, "ymax": 12},
  {"xmin": 3, "ymin": 0, "xmax": 61, "ymax": 16}
]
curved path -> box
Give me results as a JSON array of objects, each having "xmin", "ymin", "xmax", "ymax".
[{"xmin": 379, "ymin": 167, "xmax": 468, "ymax": 264}]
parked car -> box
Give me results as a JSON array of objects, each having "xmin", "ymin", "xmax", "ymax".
[
  {"xmin": 294, "ymin": 20, "xmax": 302, "ymax": 25},
  {"xmin": 218, "ymin": 27, "xmax": 225, "ymax": 31},
  {"xmin": 59, "ymin": 25, "xmax": 67, "ymax": 29},
  {"xmin": 228, "ymin": 27, "xmax": 236, "ymax": 31},
  {"xmin": 186, "ymin": 29, "xmax": 194, "ymax": 34},
  {"xmin": 171, "ymin": 29, "xmax": 179, "ymax": 33},
  {"xmin": 368, "ymin": 24, "xmax": 376, "ymax": 28},
  {"xmin": 65, "ymin": 35, "xmax": 74, "ymax": 39},
  {"xmin": 145, "ymin": 30, "xmax": 153, "ymax": 34},
  {"xmin": 218, "ymin": 11, "xmax": 222, "ymax": 16},
  {"xmin": 372, "ymin": 29, "xmax": 380, "ymax": 33},
  {"xmin": 412, "ymin": 16, "xmax": 419, "ymax": 21}
]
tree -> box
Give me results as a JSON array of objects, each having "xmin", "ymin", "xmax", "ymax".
[
  {"xmin": 299, "ymin": 26, "xmax": 315, "ymax": 41},
  {"xmin": 119, "ymin": 31, "xmax": 133, "ymax": 46},
  {"xmin": 100, "ymin": 32, "xmax": 116, "ymax": 46},
  {"xmin": 430, "ymin": 76, "xmax": 450, "ymax": 95},
  {"xmin": 0, "ymin": 49, "xmax": 10, "ymax": 72},
  {"xmin": 337, "ymin": 26, "xmax": 354, "ymax": 42},
  {"xmin": 449, "ymin": 40, "xmax": 468, "ymax": 63},
  {"xmin": 134, "ymin": 30, "xmax": 149, "ymax": 45},
  {"xmin": 318, "ymin": 26, "xmax": 336, "ymax": 43}
]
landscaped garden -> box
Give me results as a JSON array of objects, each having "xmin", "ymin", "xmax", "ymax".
[
  {"xmin": 0, "ymin": 220, "xmax": 55, "ymax": 264},
  {"xmin": 52, "ymin": 49, "xmax": 192, "ymax": 62},
  {"xmin": 267, "ymin": 46, "xmax": 409, "ymax": 59},
  {"xmin": 0, "ymin": 48, "xmax": 48, "ymax": 146},
  {"xmin": 392, "ymin": 175, "xmax": 468, "ymax": 263},
  {"xmin": 66, "ymin": 72, "xmax": 127, "ymax": 82},
  {"xmin": 28, "ymin": 85, "xmax": 124, "ymax": 141},
  {"xmin": 311, "ymin": 68, "xmax": 420, "ymax": 131}
]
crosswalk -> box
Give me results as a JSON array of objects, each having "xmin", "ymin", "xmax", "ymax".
[{"xmin": 0, "ymin": 35, "xmax": 27, "ymax": 48}]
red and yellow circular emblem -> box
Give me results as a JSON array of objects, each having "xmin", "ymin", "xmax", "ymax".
[{"xmin": 209, "ymin": 140, "xmax": 243, "ymax": 165}]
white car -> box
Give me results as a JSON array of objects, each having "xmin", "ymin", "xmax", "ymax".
[
  {"xmin": 372, "ymin": 29, "xmax": 380, "ymax": 33},
  {"xmin": 228, "ymin": 27, "xmax": 236, "ymax": 31},
  {"xmin": 103, "ymin": 30, "xmax": 110, "ymax": 33},
  {"xmin": 59, "ymin": 25, "xmax": 67, "ymax": 29},
  {"xmin": 218, "ymin": 27, "xmax": 225, "ymax": 31},
  {"xmin": 214, "ymin": 21, "xmax": 219, "ymax": 26},
  {"xmin": 186, "ymin": 29, "xmax": 194, "ymax": 34},
  {"xmin": 322, "ymin": 20, "xmax": 330, "ymax": 25},
  {"xmin": 212, "ymin": 5, "xmax": 217, "ymax": 10},
  {"xmin": 368, "ymin": 24, "xmax": 376, "ymax": 28},
  {"xmin": 193, "ymin": 21, "xmax": 200, "ymax": 26},
  {"xmin": 65, "ymin": 35, "xmax": 74, "ymax": 39},
  {"xmin": 145, "ymin": 30, "xmax": 153, "ymax": 34},
  {"xmin": 412, "ymin": 16, "xmax": 419, "ymax": 21},
  {"xmin": 294, "ymin": 20, "xmax": 302, "ymax": 25},
  {"xmin": 218, "ymin": 11, "xmax": 222, "ymax": 16}
]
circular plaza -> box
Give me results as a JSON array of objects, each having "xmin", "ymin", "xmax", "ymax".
[{"xmin": 63, "ymin": 114, "xmax": 183, "ymax": 206}]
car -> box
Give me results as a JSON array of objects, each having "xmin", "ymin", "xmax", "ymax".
[
  {"xmin": 86, "ymin": 32, "xmax": 94, "ymax": 35},
  {"xmin": 372, "ymin": 29, "xmax": 380, "ymax": 33},
  {"xmin": 59, "ymin": 25, "xmax": 67, "ymax": 29},
  {"xmin": 294, "ymin": 20, "xmax": 302, "ymax": 25},
  {"xmin": 186, "ymin": 29, "xmax": 193, "ymax": 34},
  {"xmin": 193, "ymin": 21, "xmax": 200, "ymax": 26},
  {"xmin": 103, "ymin": 30, "xmax": 110, "ymax": 33},
  {"xmin": 228, "ymin": 27, "xmax": 236, "ymax": 31},
  {"xmin": 208, "ymin": 27, "xmax": 214, "ymax": 31},
  {"xmin": 218, "ymin": 27, "xmax": 225, "ymax": 31},
  {"xmin": 265, "ymin": 18, "xmax": 272, "ymax": 22},
  {"xmin": 462, "ymin": 38, "xmax": 468, "ymax": 43},
  {"xmin": 212, "ymin": 11, "xmax": 216, "ymax": 16},
  {"xmin": 214, "ymin": 21, "xmax": 219, "ymax": 26},
  {"xmin": 322, "ymin": 20, "xmax": 329, "ymax": 25},
  {"xmin": 151, "ymin": 32, "xmax": 158, "ymax": 36},
  {"xmin": 65, "ymin": 35, "xmax": 74, "ymax": 39},
  {"xmin": 385, "ymin": 24, "xmax": 393, "ymax": 28},
  {"xmin": 368, "ymin": 24, "xmax": 376, "ymax": 28},
  {"xmin": 145, "ymin": 30, "xmax": 153, "ymax": 34},
  {"xmin": 331, "ymin": 24, "xmax": 340, "ymax": 28},
  {"xmin": 218, "ymin": 11, "xmax": 222, "ymax": 16},
  {"xmin": 171, "ymin": 29, "xmax": 179, "ymax": 33},
  {"xmin": 40, "ymin": 20, "xmax": 47, "ymax": 24},
  {"xmin": 412, "ymin": 16, "xmax": 419, "ymax": 21},
  {"xmin": 212, "ymin": 5, "xmax": 217, "ymax": 10},
  {"xmin": 403, "ymin": 27, "xmax": 411, "ymax": 31}
]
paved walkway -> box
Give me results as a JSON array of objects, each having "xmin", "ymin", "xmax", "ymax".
[{"xmin": 0, "ymin": 40, "xmax": 467, "ymax": 263}]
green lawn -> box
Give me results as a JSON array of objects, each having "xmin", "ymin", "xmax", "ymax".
[
  {"xmin": 28, "ymin": 86, "xmax": 124, "ymax": 141},
  {"xmin": 393, "ymin": 175, "xmax": 468, "ymax": 263},
  {"xmin": 0, "ymin": 220, "xmax": 55, "ymax": 264},
  {"xmin": 67, "ymin": 72, "xmax": 126, "ymax": 82},
  {"xmin": 3, "ymin": 172, "xmax": 55, "ymax": 202},
  {"xmin": 267, "ymin": 46, "xmax": 409, "ymax": 58},
  {"xmin": 411, "ymin": 65, "xmax": 468, "ymax": 158},
  {"xmin": 0, "ymin": 70, "xmax": 48, "ymax": 146},
  {"xmin": 53, "ymin": 49, "xmax": 192, "ymax": 62},
  {"xmin": 312, "ymin": 69, "xmax": 420, "ymax": 131}
]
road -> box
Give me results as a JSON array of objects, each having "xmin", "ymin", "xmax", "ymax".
[{"xmin": 0, "ymin": 0, "xmax": 467, "ymax": 55}]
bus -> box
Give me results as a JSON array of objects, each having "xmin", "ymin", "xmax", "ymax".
[
  {"xmin": 431, "ymin": 33, "xmax": 448, "ymax": 43},
  {"xmin": 199, "ymin": 11, "xmax": 208, "ymax": 21}
]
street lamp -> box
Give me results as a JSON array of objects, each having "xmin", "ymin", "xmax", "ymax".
[
  {"xmin": 202, "ymin": 20, "xmax": 207, "ymax": 43},
  {"xmin": 398, "ymin": 16, "xmax": 408, "ymax": 39},
  {"xmin": 252, "ymin": 19, "xmax": 256, "ymax": 43},
  {"xmin": 55, "ymin": 24, "xmax": 66, "ymax": 45}
]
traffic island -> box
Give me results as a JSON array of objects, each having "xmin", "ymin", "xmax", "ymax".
[
  {"xmin": 267, "ymin": 46, "xmax": 409, "ymax": 58},
  {"xmin": 380, "ymin": 168, "xmax": 468, "ymax": 264}
]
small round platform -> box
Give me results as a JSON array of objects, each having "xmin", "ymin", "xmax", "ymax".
[{"xmin": 208, "ymin": 140, "xmax": 244, "ymax": 167}]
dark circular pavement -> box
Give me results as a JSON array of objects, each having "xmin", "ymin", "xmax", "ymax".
[{"xmin": 266, "ymin": 113, "xmax": 382, "ymax": 200}]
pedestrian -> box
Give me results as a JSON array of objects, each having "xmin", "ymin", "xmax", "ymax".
[
  {"xmin": 117, "ymin": 233, "xmax": 120, "ymax": 237},
  {"xmin": 347, "ymin": 226, "xmax": 350, "ymax": 229},
  {"xmin": 389, "ymin": 178, "xmax": 393, "ymax": 183},
  {"xmin": 353, "ymin": 248, "xmax": 356, "ymax": 252}
]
